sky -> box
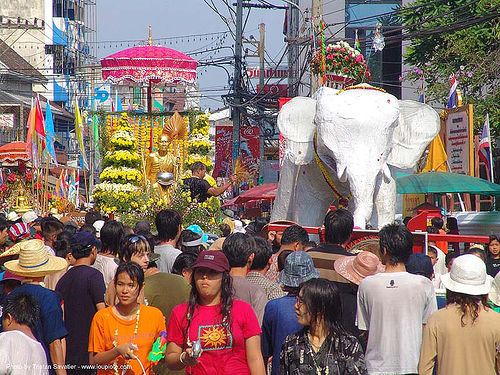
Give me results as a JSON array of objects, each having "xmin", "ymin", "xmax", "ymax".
[{"xmin": 97, "ymin": 0, "xmax": 288, "ymax": 111}]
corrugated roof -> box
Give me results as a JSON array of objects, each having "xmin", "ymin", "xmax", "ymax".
[
  {"xmin": 0, "ymin": 39, "xmax": 46, "ymax": 82},
  {"xmin": 0, "ymin": 90, "xmax": 74, "ymax": 119}
]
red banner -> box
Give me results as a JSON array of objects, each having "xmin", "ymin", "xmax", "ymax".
[
  {"xmin": 213, "ymin": 126, "xmax": 233, "ymax": 178},
  {"xmin": 240, "ymin": 126, "xmax": 260, "ymax": 178}
]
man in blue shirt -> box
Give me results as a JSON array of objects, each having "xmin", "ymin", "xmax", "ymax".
[
  {"xmin": 5, "ymin": 239, "xmax": 68, "ymax": 375},
  {"xmin": 261, "ymin": 251, "xmax": 319, "ymax": 375}
]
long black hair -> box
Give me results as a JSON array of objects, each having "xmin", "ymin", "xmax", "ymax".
[
  {"xmin": 100, "ymin": 220, "xmax": 124, "ymax": 256},
  {"xmin": 300, "ymin": 278, "xmax": 347, "ymax": 336},
  {"xmin": 184, "ymin": 268, "xmax": 233, "ymax": 346},
  {"xmin": 446, "ymin": 290, "xmax": 489, "ymax": 326}
]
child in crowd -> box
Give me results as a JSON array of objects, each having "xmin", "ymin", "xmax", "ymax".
[{"xmin": 486, "ymin": 235, "xmax": 500, "ymax": 277}]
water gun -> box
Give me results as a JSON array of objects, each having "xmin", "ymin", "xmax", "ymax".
[{"xmin": 148, "ymin": 331, "xmax": 167, "ymax": 364}]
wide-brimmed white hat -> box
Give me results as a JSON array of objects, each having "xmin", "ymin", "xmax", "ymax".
[
  {"xmin": 233, "ymin": 220, "xmax": 246, "ymax": 234},
  {"xmin": 21, "ymin": 210, "xmax": 38, "ymax": 224},
  {"xmin": 6, "ymin": 211, "xmax": 20, "ymax": 222},
  {"xmin": 441, "ymin": 254, "xmax": 491, "ymax": 295},
  {"xmin": 4, "ymin": 239, "xmax": 67, "ymax": 277},
  {"xmin": 489, "ymin": 272, "xmax": 500, "ymax": 306}
]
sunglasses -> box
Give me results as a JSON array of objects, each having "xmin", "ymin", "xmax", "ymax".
[{"xmin": 129, "ymin": 235, "xmax": 146, "ymax": 244}]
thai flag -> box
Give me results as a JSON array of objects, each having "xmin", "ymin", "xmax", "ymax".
[
  {"xmin": 447, "ymin": 76, "xmax": 458, "ymax": 108},
  {"xmin": 479, "ymin": 113, "xmax": 494, "ymax": 182}
]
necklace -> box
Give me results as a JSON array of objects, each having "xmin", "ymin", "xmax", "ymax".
[
  {"xmin": 307, "ymin": 332, "xmax": 333, "ymax": 375},
  {"xmin": 112, "ymin": 305, "xmax": 140, "ymax": 375}
]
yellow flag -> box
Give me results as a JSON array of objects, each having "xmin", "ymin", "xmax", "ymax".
[
  {"xmin": 422, "ymin": 135, "xmax": 447, "ymax": 172},
  {"xmin": 74, "ymin": 100, "xmax": 88, "ymax": 170}
]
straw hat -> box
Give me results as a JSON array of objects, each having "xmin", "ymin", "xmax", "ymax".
[
  {"xmin": 334, "ymin": 251, "xmax": 384, "ymax": 285},
  {"xmin": 4, "ymin": 239, "xmax": 67, "ymax": 277},
  {"xmin": 209, "ymin": 237, "xmax": 225, "ymax": 251},
  {"xmin": 222, "ymin": 217, "xmax": 235, "ymax": 233},
  {"xmin": 441, "ymin": 254, "xmax": 491, "ymax": 296},
  {"xmin": 0, "ymin": 241, "xmax": 23, "ymax": 259}
]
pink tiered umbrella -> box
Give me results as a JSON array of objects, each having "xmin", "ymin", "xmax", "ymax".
[{"xmin": 100, "ymin": 26, "xmax": 197, "ymax": 111}]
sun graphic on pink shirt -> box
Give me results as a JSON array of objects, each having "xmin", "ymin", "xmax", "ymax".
[{"xmin": 199, "ymin": 325, "xmax": 230, "ymax": 349}]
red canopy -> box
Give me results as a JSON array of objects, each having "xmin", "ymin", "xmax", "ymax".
[
  {"xmin": 0, "ymin": 142, "xmax": 29, "ymax": 163},
  {"xmin": 222, "ymin": 183, "xmax": 277, "ymax": 207}
]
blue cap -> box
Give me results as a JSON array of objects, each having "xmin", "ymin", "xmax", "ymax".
[
  {"xmin": 280, "ymin": 251, "xmax": 320, "ymax": 287},
  {"xmin": 406, "ymin": 253, "xmax": 433, "ymax": 277},
  {"xmin": 186, "ymin": 224, "xmax": 208, "ymax": 243},
  {"xmin": 70, "ymin": 231, "xmax": 100, "ymax": 249}
]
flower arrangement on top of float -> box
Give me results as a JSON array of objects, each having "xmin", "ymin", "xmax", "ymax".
[
  {"xmin": 93, "ymin": 114, "xmax": 143, "ymax": 214},
  {"xmin": 185, "ymin": 114, "xmax": 213, "ymax": 171},
  {"xmin": 311, "ymin": 41, "xmax": 371, "ymax": 83},
  {"xmin": 103, "ymin": 150, "xmax": 141, "ymax": 169}
]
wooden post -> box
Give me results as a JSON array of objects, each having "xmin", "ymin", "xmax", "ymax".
[
  {"xmin": 42, "ymin": 156, "xmax": 50, "ymax": 213},
  {"xmin": 83, "ymin": 169, "xmax": 89, "ymax": 208}
]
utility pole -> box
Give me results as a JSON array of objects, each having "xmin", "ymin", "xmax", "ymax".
[
  {"xmin": 232, "ymin": 0, "xmax": 244, "ymax": 166},
  {"xmin": 258, "ymin": 23, "xmax": 265, "ymax": 183},
  {"xmin": 243, "ymin": 23, "xmax": 266, "ymax": 183},
  {"xmin": 310, "ymin": 0, "xmax": 323, "ymax": 95},
  {"xmin": 287, "ymin": 0, "xmax": 299, "ymax": 97}
]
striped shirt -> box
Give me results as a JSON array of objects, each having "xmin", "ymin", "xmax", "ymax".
[{"xmin": 307, "ymin": 244, "xmax": 355, "ymax": 283}]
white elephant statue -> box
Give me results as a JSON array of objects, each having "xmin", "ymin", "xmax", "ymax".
[{"xmin": 271, "ymin": 84, "xmax": 440, "ymax": 229}]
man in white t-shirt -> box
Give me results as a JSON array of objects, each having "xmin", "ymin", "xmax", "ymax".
[
  {"xmin": 357, "ymin": 223, "xmax": 437, "ymax": 375},
  {"xmin": 154, "ymin": 209, "xmax": 182, "ymax": 273},
  {"xmin": 0, "ymin": 293, "xmax": 48, "ymax": 375}
]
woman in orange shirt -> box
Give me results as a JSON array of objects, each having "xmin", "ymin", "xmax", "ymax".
[{"xmin": 89, "ymin": 262, "xmax": 166, "ymax": 375}]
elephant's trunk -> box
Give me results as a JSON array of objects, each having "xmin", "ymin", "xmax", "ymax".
[{"xmin": 349, "ymin": 174, "xmax": 378, "ymax": 229}]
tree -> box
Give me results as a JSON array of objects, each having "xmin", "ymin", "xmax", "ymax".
[{"xmin": 400, "ymin": 0, "xmax": 499, "ymax": 136}]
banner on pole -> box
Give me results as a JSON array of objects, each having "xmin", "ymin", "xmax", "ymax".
[
  {"xmin": 213, "ymin": 125, "xmax": 233, "ymax": 178},
  {"xmin": 240, "ymin": 126, "xmax": 260, "ymax": 178}
]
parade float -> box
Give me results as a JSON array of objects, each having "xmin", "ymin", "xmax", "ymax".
[
  {"xmin": 271, "ymin": 38, "xmax": 442, "ymax": 229},
  {"xmin": 89, "ymin": 28, "xmax": 226, "ymax": 232},
  {"xmin": 92, "ymin": 111, "xmax": 223, "ymax": 233}
]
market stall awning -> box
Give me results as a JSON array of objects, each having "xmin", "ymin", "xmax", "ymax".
[
  {"xmin": 0, "ymin": 142, "xmax": 28, "ymax": 164},
  {"xmin": 222, "ymin": 183, "xmax": 278, "ymax": 207},
  {"xmin": 396, "ymin": 171, "xmax": 500, "ymax": 195}
]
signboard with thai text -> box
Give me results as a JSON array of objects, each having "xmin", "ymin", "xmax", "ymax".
[
  {"xmin": 246, "ymin": 67, "xmax": 288, "ymax": 78},
  {"xmin": 0, "ymin": 114, "xmax": 14, "ymax": 128},
  {"xmin": 442, "ymin": 105, "xmax": 473, "ymax": 176}
]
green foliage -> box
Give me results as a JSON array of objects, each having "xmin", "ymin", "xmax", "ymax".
[{"xmin": 400, "ymin": 0, "xmax": 500, "ymax": 133}]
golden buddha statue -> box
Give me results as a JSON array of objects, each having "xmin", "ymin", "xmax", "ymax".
[
  {"xmin": 14, "ymin": 189, "xmax": 32, "ymax": 213},
  {"xmin": 145, "ymin": 133, "xmax": 180, "ymax": 197}
]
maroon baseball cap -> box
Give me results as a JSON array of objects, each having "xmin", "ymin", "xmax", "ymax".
[
  {"xmin": 192, "ymin": 250, "xmax": 230, "ymax": 272},
  {"xmin": 1, "ymin": 270, "xmax": 24, "ymax": 283}
]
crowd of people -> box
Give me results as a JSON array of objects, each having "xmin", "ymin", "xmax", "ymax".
[{"xmin": 1, "ymin": 206, "xmax": 500, "ymax": 375}]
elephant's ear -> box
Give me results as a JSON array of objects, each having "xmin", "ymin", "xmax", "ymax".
[
  {"xmin": 277, "ymin": 96, "xmax": 316, "ymax": 165},
  {"xmin": 387, "ymin": 100, "xmax": 440, "ymax": 169}
]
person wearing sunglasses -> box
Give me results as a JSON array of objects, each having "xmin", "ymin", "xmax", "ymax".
[
  {"xmin": 105, "ymin": 234, "xmax": 152, "ymax": 306},
  {"xmin": 280, "ymin": 278, "xmax": 367, "ymax": 375}
]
